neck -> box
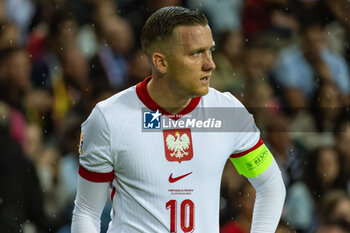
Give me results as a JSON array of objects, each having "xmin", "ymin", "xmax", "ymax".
[{"xmin": 147, "ymin": 74, "xmax": 192, "ymax": 114}]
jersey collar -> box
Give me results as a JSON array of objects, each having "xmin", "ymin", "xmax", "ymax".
[{"xmin": 136, "ymin": 76, "xmax": 201, "ymax": 121}]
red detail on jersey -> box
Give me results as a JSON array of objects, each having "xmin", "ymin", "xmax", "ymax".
[
  {"xmin": 166, "ymin": 199, "xmax": 195, "ymax": 233},
  {"xmin": 111, "ymin": 186, "xmax": 116, "ymax": 202},
  {"xmin": 136, "ymin": 77, "xmax": 201, "ymax": 120},
  {"xmin": 230, "ymin": 138, "xmax": 264, "ymax": 158},
  {"xmin": 166, "ymin": 200, "xmax": 177, "ymax": 233},
  {"xmin": 163, "ymin": 128, "xmax": 194, "ymax": 163},
  {"xmin": 181, "ymin": 199, "xmax": 195, "ymax": 232},
  {"xmin": 169, "ymin": 172, "xmax": 193, "ymax": 183},
  {"xmin": 78, "ymin": 165, "xmax": 114, "ymax": 182}
]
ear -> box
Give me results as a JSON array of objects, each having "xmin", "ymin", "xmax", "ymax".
[{"xmin": 151, "ymin": 52, "xmax": 168, "ymax": 74}]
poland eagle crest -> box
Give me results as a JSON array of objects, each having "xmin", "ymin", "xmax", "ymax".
[{"xmin": 166, "ymin": 131, "xmax": 190, "ymax": 158}]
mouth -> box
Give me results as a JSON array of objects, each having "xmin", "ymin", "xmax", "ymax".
[{"xmin": 200, "ymin": 76, "xmax": 210, "ymax": 82}]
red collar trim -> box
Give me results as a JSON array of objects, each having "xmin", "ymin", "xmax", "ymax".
[{"xmin": 136, "ymin": 76, "xmax": 201, "ymax": 120}]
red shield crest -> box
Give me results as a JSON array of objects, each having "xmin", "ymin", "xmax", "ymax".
[{"xmin": 163, "ymin": 128, "xmax": 193, "ymax": 163}]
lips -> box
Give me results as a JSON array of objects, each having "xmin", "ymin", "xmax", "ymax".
[{"xmin": 200, "ymin": 76, "xmax": 210, "ymax": 81}]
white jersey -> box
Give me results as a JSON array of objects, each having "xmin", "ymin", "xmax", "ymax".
[{"xmin": 78, "ymin": 77, "xmax": 260, "ymax": 233}]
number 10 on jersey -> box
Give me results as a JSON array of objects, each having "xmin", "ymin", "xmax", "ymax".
[{"xmin": 166, "ymin": 199, "xmax": 195, "ymax": 232}]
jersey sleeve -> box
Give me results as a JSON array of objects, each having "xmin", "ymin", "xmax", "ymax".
[
  {"xmin": 224, "ymin": 92, "xmax": 273, "ymax": 178},
  {"xmin": 230, "ymin": 139, "xmax": 273, "ymax": 178},
  {"xmin": 72, "ymin": 176, "xmax": 110, "ymax": 233},
  {"xmin": 248, "ymin": 159, "xmax": 286, "ymax": 232},
  {"xmin": 78, "ymin": 105, "xmax": 114, "ymax": 182}
]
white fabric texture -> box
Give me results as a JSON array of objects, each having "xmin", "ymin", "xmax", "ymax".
[
  {"xmin": 248, "ymin": 159, "xmax": 286, "ymax": 233},
  {"xmin": 72, "ymin": 176, "xmax": 110, "ymax": 233}
]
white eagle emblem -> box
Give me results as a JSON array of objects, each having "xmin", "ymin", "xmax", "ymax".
[{"xmin": 166, "ymin": 132, "xmax": 190, "ymax": 158}]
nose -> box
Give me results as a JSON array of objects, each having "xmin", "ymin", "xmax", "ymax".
[{"xmin": 203, "ymin": 51, "xmax": 216, "ymax": 71}]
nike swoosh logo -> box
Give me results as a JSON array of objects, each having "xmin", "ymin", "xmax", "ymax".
[{"xmin": 169, "ymin": 172, "xmax": 192, "ymax": 183}]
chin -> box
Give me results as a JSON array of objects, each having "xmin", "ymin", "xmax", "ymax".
[
  {"xmin": 195, "ymin": 87, "xmax": 209, "ymax": 97},
  {"xmin": 183, "ymin": 86, "xmax": 209, "ymax": 98}
]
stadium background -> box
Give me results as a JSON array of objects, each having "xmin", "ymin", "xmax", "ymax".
[{"xmin": 0, "ymin": 0, "xmax": 349, "ymax": 232}]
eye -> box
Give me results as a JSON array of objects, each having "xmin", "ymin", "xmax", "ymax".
[
  {"xmin": 209, "ymin": 47, "xmax": 216, "ymax": 55},
  {"xmin": 191, "ymin": 51, "xmax": 201, "ymax": 56}
]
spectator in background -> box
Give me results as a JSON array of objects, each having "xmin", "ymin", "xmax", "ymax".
[
  {"xmin": 241, "ymin": 0, "xmax": 272, "ymax": 39},
  {"xmin": 3, "ymin": 0, "xmax": 35, "ymax": 44},
  {"xmin": 29, "ymin": 7, "xmax": 80, "ymax": 76},
  {"xmin": 334, "ymin": 120, "xmax": 350, "ymax": 192},
  {"xmin": 117, "ymin": 0, "xmax": 184, "ymax": 45},
  {"xmin": 126, "ymin": 48, "xmax": 152, "ymax": 87},
  {"xmin": 0, "ymin": 0, "xmax": 5, "ymax": 21},
  {"xmin": 29, "ymin": 9, "xmax": 81, "ymax": 137},
  {"xmin": 23, "ymin": 122, "xmax": 44, "ymax": 161},
  {"xmin": 210, "ymin": 30, "xmax": 245, "ymax": 96},
  {"xmin": 147, "ymin": 0, "xmax": 183, "ymax": 11},
  {"xmin": 283, "ymin": 146, "xmax": 347, "ymax": 232},
  {"xmin": 0, "ymin": 47, "xmax": 31, "ymax": 146},
  {"xmin": 268, "ymin": 1, "xmax": 298, "ymax": 43},
  {"xmin": 289, "ymin": 81, "xmax": 346, "ymax": 151},
  {"xmin": 324, "ymin": 0, "xmax": 350, "ymax": 60},
  {"xmin": 221, "ymin": 181, "xmax": 256, "ymax": 233},
  {"xmin": 325, "ymin": 0, "xmax": 350, "ymax": 104},
  {"xmin": 317, "ymin": 219, "xmax": 350, "ymax": 233},
  {"xmin": 63, "ymin": 0, "xmax": 96, "ymax": 27},
  {"xmin": 289, "ymin": 0, "xmax": 330, "ymax": 26},
  {"xmin": 57, "ymin": 45, "xmax": 92, "ymax": 126},
  {"xmin": 22, "ymin": 122, "xmax": 64, "ymax": 219},
  {"xmin": 243, "ymin": 38, "xmax": 277, "ymax": 85},
  {"xmin": 310, "ymin": 82, "xmax": 345, "ymax": 133},
  {"xmin": 263, "ymin": 114, "xmax": 303, "ymax": 187},
  {"xmin": 0, "ymin": 21, "xmax": 20, "ymax": 49},
  {"xmin": 272, "ymin": 16, "xmax": 350, "ymax": 110},
  {"xmin": 241, "ymin": 0, "xmax": 298, "ymax": 41},
  {"xmin": 243, "ymin": 80, "xmax": 280, "ymax": 130},
  {"xmin": 320, "ymin": 190, "xmax": 350, "ymax": 226},
  {"xmin": 212, "ymin": 35, "xmax": 278, "ymax": 102},
  {"xmin": 187, "ymin": 0, "xmax": 243, "ymax": 36},
  {"xmin": 90, "ymin": 1, "xmax": 134, "ymax": 91},
  {"xmin": 35, "ymin": 146, "xmax": 62, "ymax": 216},
  {"xmin": 0, "ymin": 101, "xmax": 58, "ymax": 233},
  {"xmin": 57, "ymin": 114, "xmax": 81, "ymax": 205},
  {"xmin": 0, "ymin": 47, "xmax": 31, "ymax": 110}
]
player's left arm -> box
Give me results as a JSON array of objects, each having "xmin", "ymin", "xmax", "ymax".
[{"xmin": 230, "ymin": 139, "xmax": 286, "ymax": 233}]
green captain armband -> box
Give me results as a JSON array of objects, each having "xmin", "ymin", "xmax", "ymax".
[{"xmin": 230, "ymin": 141, "xmax": 273, "ymax": 178}]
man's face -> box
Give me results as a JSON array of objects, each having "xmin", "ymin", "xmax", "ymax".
[{"xmin": 164, "ymin": 25, "xmax": 216, "ymax": 98}]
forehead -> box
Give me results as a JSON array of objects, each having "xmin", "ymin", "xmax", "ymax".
[{"xmin": 172, "ymin": 25, "xmax": 214, "ymax": 50}]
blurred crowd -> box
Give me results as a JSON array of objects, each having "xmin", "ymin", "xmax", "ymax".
[{"xmin": 0, "ymin": 0, "xmax": 349, "ymax": 233}]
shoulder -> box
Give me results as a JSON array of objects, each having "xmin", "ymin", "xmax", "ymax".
[
  {"xmin": 97, "ymin": 85, "xmax": 138, "ymax": 110},
  {"xmin": 277, "ymin": 45, "xmax": 303, "ymax": 64},
  {"xmin": 202, "ymin": 87, "xmax": 244, "ymax": 108},
  {"xmin": 83, "ymin": 85, "xmax": 139, "ymax": 127},
  {"xmin": 322, "ymin": 49, "xmax": 348, "ymax": 66}
]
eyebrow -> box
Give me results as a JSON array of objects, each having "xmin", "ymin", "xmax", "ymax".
[{"xmin": 190, "ymin": 44, "xmax": 216, "ymax": 53}]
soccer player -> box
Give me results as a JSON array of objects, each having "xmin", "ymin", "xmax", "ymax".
[{"xmin": 71, "ymin": 6, "xmax": 286, "ymax": 233}]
